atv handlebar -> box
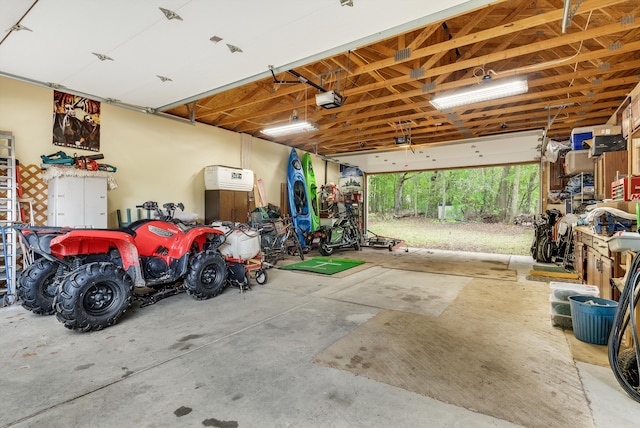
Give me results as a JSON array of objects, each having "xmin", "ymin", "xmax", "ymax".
[
  {"xmin": 136, "ymin": 201, "xmax": 158, "ymax": 211},
  {"xmin": 136, "ymin": 201, "xmax": 185, "ymax": 222}
]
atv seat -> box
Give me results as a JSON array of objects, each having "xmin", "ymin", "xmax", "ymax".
[
  {"xmin": 23, "ymin": 232, "xmax": 59, "ymax": 254},
  {"xmin": 118, "ymin": 227, "xmax": 136, "ymax": 237}
]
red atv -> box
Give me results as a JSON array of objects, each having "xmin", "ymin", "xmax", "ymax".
[{"xmin": 15, "ymin": 202, "xmax": 228, "ymax": 332}]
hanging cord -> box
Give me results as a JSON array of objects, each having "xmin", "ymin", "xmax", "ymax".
[
  {"xmin": 567, "ymin": 10, "xmax": 593, "ymax": 96},
  {"xmin": 609, "ymin": 251, "xmax": 640, "ymax": 402}
]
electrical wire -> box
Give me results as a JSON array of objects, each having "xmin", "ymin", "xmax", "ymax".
[
  {"xmin": 567, "ymin": 10, "xmax": 593, "ymax": 96},
  {"xmin": 489, "ymin": 10, "xmax": 593, "ymax": 81},
  {"xmin": 609, "ymin": 251, "xmax": 640, "ymax": 402}
]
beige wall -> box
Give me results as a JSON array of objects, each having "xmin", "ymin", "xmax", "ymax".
[{"xmin": 0, "ymin": 76, "xmax": 339, "ymax": 226}]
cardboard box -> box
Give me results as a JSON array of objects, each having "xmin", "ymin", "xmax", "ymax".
[
  {"xmin": 593, "ymin": 125, "xmax": 622, "ymax": 136},
  {"xmin": 595, "ymin": 201, "xmax": 637, "ymax": 214}
]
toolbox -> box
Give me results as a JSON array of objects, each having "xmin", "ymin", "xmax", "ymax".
[{"xmin": 611, "ymin": 176, "xmax": 640, "ymax": 201}]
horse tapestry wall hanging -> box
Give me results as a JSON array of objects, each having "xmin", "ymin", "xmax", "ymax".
[{"xmin": 52, "ymin": 91, "xmax": 101, "ymax": 152}]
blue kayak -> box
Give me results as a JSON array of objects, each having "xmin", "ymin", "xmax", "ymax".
[{"xmin": 287, "ymin": 148, "xmax": 311, "ymax": 246}]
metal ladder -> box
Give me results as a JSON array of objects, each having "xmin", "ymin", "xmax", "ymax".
[{"xmin": 0, "ymin": 131, "xmax": 17, "ymax": 306}]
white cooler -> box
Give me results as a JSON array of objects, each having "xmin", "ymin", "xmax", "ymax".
[{"xmin": 204, "ymin": 165, "xmax": 254, "ymax": 191}]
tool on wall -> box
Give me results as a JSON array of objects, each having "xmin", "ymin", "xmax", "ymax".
[{"xmin": 40, "ymin": 150, "xmax": 117, "ymax": 172}]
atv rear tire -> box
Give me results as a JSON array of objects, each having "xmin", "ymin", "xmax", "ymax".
[
  {"xmin": 185, "ymin": 251, "xmax": 227, "ymax": 300},
  {"xmin": 54, "ymin": 262, "xmax": 133, "ymax": 332},
  {"xmin": 17, "ymin": 259, "xmax": 59, "ymax": 315}
]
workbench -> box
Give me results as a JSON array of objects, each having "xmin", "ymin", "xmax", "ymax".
[{"xmin": 573, "ymin": 226, "xmax": 624, "ymax": 300}]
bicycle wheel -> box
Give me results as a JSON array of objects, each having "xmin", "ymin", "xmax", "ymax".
[{"xmin": 290, "ymin": 229, "xmax": 305, "ymax": 261}]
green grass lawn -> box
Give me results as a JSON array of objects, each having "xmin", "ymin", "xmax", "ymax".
[{"xmin": 367, "ymin": 217, "xmax": 534, "ymax": 256}]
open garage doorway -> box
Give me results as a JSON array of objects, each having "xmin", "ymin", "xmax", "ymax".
[{"xmin": 366, "ymin": 164, "xmax": 539, "ymax": 255}]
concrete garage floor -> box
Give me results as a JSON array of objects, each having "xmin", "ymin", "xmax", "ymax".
[{"xmin": 1, "ymin": 249, "xmax": 640, "ymax": 428}]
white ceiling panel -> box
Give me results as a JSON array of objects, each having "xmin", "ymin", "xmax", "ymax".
[
  {"xmin": 327, "ymin": 130, "xmax": 545, "ymax": 174},
  {"xmin": 0, "ymin": 0, "xmax": 496, "ymax": 109}
]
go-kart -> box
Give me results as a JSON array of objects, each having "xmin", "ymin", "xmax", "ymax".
[{"xmin": 15, "ymin": 202, "xmax": 228, "ymax": 332}]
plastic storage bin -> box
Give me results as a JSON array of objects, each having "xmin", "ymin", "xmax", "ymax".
[
  {"xmin": 571, "ymin": 126, "xmax": 593, "ymax": 150},
  {"xmin": 569, "ymin": 295, "xmax": 618, "ymax": 345},
  {"xmin": 549, "ymin": 282, "xmax": 599, "ymax": 329},
  {"xmin": 550, "ymin": 282, "xmax": 599, "ymax": 300},
  {"xmin": 550, "ymin": 293, "xmax": 572, "ymax": 315},
  {"xmin": 550, "ymin": 304, "xmax": 573, "ymax": 329},
  {"xmin": 608, "ymin": 231, "xmax": 640, "ymax": 252},
  {"xmin": 565, "ymin": 150, "xmax": 594, "ymax": 174}
]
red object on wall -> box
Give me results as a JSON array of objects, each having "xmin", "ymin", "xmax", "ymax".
[{"xmin": 611, "ymin": 176, "xmax": 640, "ymax": 201}]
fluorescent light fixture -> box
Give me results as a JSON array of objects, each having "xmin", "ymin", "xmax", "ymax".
[
  {"xmin": 261, "ymin": 120, "xmax": 318, "ymax": 137},
  {"xmin": 430, "ymin": 78, "xmax": 528, "ymax": 110}
]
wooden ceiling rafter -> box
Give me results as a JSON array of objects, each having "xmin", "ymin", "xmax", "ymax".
[
  {"xmin": 350, "ymin": 0, "xmax": 626, "ymax": 78},
  {"xmin": 218, "ymin": 35, "xmax": 640, "ymax": 140},
  {"xmin": 211, "ymin": 6, "xmax": 640, "ymax": 135},
  {"xmin": 183, "ymin": 1, "xmax": 583, "ymax": 124},
  {"xmin": 289, "ymin": 74, "xmax": 636, "ymax": 150},
  {"xmin": 161, "ymin": 0, "xmax": 640, "ymax": 163}
]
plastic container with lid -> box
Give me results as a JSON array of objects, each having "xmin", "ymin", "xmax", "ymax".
[{"xmin": 549, "ymin": 282, "xmax": 599, "ymax": 301}]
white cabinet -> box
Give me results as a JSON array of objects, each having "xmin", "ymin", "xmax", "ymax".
[{"xmin": 47, "ymin": 176, "xmax": 107, "ymax": 227}]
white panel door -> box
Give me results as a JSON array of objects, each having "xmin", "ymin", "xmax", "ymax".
[
  {"xmin": 83, "ymin": 177, "xmax": 107, "ymax": 228},
  {"xmin": 47, "ymin": 177, "xmax": 85, "ymax": 227}
]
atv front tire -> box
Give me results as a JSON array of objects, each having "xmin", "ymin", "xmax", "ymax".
[
  {"xmin": 185, "ymin": 251, "xmax": 227, "ymax": 299},
  {"xmin": 17, "ymin": 259, "xmax": 59, "ymax": 315},
  {"xmin": 54, "ymin": 262, "xmax": 133, "ymax": 332}
]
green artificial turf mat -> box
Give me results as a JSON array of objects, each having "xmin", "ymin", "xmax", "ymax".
[{"xmin": 279, "ymin": 257, "xmax": 366, "ymax": 275}]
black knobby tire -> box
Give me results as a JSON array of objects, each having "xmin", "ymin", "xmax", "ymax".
[
  {"xmin": 619, "ymin": 348, "xmax": 640, "ymax": 388},
  {"xmin": 255, "ymin": 269, "xmax": 267, "ymax": 285},
  {"xmin": 319, "ymin": 238, "xmax": 334, "ymax": 256},
  {"xmin": 54, "ymin": 262, "xmax": 133, "ymax": 332},
  {"xmin": 185, "ymin": 251, "xmax": 227, "ymax": 300},
  {"xmin": 17, "ymin": 259, "xmax": 59, "ymax": 315},
  {"xmin": 353, "ymin": 236, "xmax": 361, "ymax": 251},
  {"xmin": 538, "ymin": 235, "xmax": 553, "ymax": 263}
]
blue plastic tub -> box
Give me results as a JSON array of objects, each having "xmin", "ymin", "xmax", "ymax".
[
  {"xmin": 569, "ymin": 295, "xmax": 618, "ymax": 345},
  {"xmin": 571, "ymin": 133, "xmax": 592, "ymax": 150}
]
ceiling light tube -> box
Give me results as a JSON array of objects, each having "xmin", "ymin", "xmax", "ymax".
[
  {"xmin": 261, "ymin": 120, "xmax": 318, "ymax": 137},
  {"xmin": 430, "ymin": 78, "xmax": 528, "ymax": 110}
]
